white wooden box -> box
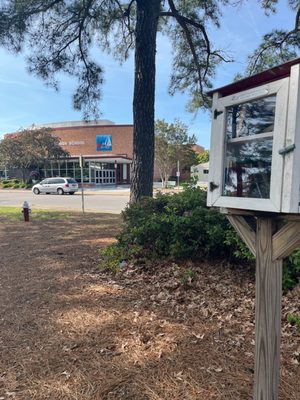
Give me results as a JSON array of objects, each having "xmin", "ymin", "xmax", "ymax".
[{"xmin": 207, "ymin": 60, "xmax": 300, "ymax": 213}]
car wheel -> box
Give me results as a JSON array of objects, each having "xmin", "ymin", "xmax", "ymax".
[
  {"xmin": 69, "ymin": 192, "xmax": 75, "ymax": 195},
  {"xmin": 33, "ymin": 188, "xmax": 40, "ymax": 195},
  {"xmin": 57, "ymin": 188, "xmax": 64, "ymax": 195}
]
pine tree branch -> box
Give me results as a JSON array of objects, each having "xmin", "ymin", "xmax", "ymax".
[
  {"xmin": 162, "ymin": 1, "xmax": 231, "ymax": 99},
  {"xmin": 295, "ymin": 6, "xmax": 300, "ymax": 30},
  {"xmin": 249, "ymin": 27, "xmax": 300, "ymax": 75},
  {"xmin": 114, "ymin": 0, "xmax": 135, "ymax": 58},
  {"xmin": 165, "ymin": 0, "xmax": 208, "ymax": 95}
]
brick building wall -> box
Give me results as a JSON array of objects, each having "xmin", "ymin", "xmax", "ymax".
[
  {"xmin": 3, "ymin": 121, "xmax": 205, "ymax": 185},
  {"xmin": 46, "ymin": 123, "xmax": 133, "ymax": 158}
]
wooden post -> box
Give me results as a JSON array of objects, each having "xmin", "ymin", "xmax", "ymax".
[
  {"xmin": 254, "ymin": 217, "xmax": 282, "ymax": 400},
  {"xmin": 225, "ymin": 211, "xmax": 300, "ymax": 400}
]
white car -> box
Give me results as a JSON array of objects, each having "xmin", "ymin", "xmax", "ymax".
[{"xmin": 32, "ymin": 177, "xmax": 78, "ymax": 195}]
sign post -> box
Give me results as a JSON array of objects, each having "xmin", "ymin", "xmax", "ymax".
[
  {"xmin": 114, "ymin": 160, "xmax": 118, "ymax": 187},
  {"xmin": 79, "ymin": 155, "xmax": 85, "ymax": 214},
  {"xmin": 176, "ymin": 160, "xmax": 180, "ymax": 191}
]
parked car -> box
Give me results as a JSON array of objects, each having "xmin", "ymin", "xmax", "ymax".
[{"xmin": 32, "ymin": 177, "xmax": 78, "ymax": 195}]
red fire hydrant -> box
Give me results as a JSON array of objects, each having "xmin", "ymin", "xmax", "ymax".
[{"xmin": 22, "ymin": 201, "xmax": 30, "ymax": 222}]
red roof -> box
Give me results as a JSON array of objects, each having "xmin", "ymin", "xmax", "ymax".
[{"xmin": 207, "ymin": 57, "xmax": 300, "ymax": 98}]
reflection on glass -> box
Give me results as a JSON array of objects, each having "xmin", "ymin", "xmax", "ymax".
[
  {"xmin": 223, "ymin": 138, "xmax": 273, "ymax": 198},
  {"xmin": 226, "ymin": 95, "xmax": 276, "ymax": 139}
]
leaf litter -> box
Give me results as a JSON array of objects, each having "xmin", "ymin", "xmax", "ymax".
[{"xmin": 0, "ymin": 213, "xmax": 299, "ymax": 399}]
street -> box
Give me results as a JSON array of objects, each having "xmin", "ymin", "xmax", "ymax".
[{"xmin": 0, "ymin": 189, "xmax": 130, "ymax": 213}]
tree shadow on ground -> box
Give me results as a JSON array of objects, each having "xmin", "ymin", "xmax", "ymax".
[{"xmin": 0, "ymin": 215, "xmax": 299, "ymax": 400}]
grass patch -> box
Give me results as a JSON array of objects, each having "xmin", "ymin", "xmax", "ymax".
[
  {"xmin": 0, "ymin": 206, "xmax": 73, "ymax": 223},
  {"xmin": 287, "ymin": 313, "xmax": 300, "ymax": 329}
]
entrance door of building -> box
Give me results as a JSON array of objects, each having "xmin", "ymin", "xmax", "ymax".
[{"xmin": 95, "ymin": 169, "xmax": 115, "ymax": 184}]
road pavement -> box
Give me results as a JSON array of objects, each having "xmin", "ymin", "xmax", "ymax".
[{"xmin": 0, "ymin": 189, "xmax": 130, "ymax": 213}]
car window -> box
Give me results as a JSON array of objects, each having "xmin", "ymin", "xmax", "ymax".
[
  {"xmin": 48, "ymin": 178, "xmax": 65, "ymax": 184},
  {"xmin": 67, "ymin": 178, "xmax": 77, "ymax": 183},
  {"xmin": 40, "ymin": 179, "xmax": 48, "ymax": 185}
]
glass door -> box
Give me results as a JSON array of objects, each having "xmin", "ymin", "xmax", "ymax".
[
  {"xmin": 94, "ymin": 169, "xmax": 116, "ymax": 184},
  {"xmin": 223, "ymin": 95, "xmax": 276, "ymax": 199},
  {"xmin": 208, "ymin": 78, "xmax": 289, "ymax": 212}
]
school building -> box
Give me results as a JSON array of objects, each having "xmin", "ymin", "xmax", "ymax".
[
  {"xmin": 2, "ymin": 120, "xmax": 205, "ymax": 185},
  {"xmin": 33, "ymin": 120, "xmax": 133, "ymax": 185}
]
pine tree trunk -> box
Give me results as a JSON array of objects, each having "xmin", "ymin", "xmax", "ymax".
[{"xmin": 130, "ymin": 0, "xmax": 161, "ymax": 203}]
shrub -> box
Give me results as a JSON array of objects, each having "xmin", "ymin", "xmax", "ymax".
[
  {"xmin": 224, "ymin": 229, "xmax": 254, "ymax": 261},
  {"xmin": 283, "ymin": 249, "xmax": 300, "ymax": 290},
  {"xmin": 0, "ymin": 178, "xmax": 21, "ymax": 188},
  {"xmin": 100, "ymin": 186, "xmax": 239, "ymax": 268},
  {"xmin": 0, "ymin": 179, "xmax": 32, "ymax": 189},
  {"xmin": 100, "ymin": 186, "xmax": 300, "ymax": 291}
]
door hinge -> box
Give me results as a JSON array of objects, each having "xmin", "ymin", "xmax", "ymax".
[
  {"xmin": 214, "ymin": 109, "xmax": 223, "ymax": 119},
  {"xmin": 209, "ymin": 182, "xmax": 219, "ymax": 191}
]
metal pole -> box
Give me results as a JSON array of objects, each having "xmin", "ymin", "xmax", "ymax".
[
  {"xmin": 177, "ymin": 160, "xmax": 180, "ymax": 190},
  {"xmin": 80, "ymin": 155, "xmax": 85, "ymax": 214}
]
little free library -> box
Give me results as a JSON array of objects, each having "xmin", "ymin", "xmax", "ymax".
[{"xmin": 207, "ymin": 58, "xmax": 300, "ymax": 400}]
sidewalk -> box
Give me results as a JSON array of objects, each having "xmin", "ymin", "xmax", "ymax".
[{"xmin": 84, "ymin": 185, "xmax": 130, "ymax": 195}]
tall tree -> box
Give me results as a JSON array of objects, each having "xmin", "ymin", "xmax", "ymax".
[
  {"xmin": 0, "ymin": 1, "xmax": 299, "ymax": 201},
  {"xmin": 0, "ymin": 0, "xmax": 228, "ymax": 202},
  {"xmin": 0, "ymin": 128, "xmax": 69, "ymax": 181},
  {"xmin": 155, "ymin": 119, "xmax": 197, "ymax": 188}
]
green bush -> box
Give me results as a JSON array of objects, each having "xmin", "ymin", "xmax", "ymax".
[
  {"xmin": 100, "ymin": 187, "xmax": 238, "ymax": 270},
  {"xmin": 0, "ymin": 179, "xmax": 32, "ymax": 189},
  {"xmin": 100, "ymin": 186, "xmax": 300, "ymax": 291},
  {"xmin": 224, "ymin": 229, "xmax": 254, "ymax": 261},
  {"xmin": 283, "ymin": 249, "xmax": 300, "ymax": 290},
  {"xmin": 0, "ymin": 178, "xmax": 20, "ymax": 188}
]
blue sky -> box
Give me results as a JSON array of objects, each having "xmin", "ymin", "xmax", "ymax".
[{"xmin": 0, "ymin": 1, "xmax": 297, "ymax": 149}]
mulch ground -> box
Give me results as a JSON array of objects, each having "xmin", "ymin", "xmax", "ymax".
[{"xmin": 0, "ymin": 213, "xmax": 299, "ymax": 400}]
